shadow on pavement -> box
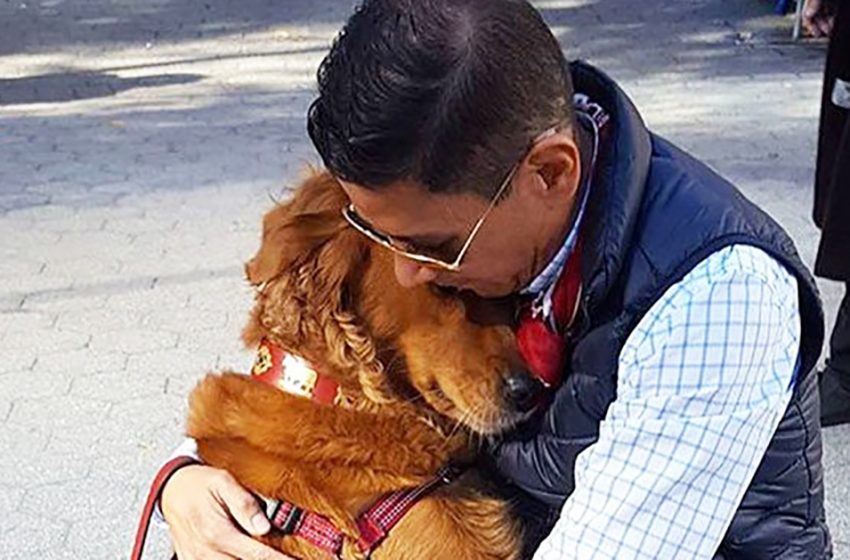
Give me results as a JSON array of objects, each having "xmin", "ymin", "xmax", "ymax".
[
  {"xmin": 0, "ymin": 70, "xmax": 202, "ymax": 105},
  {"xmin": 0, "ymin": 0, "xmax": 355, "ymax": 55}
]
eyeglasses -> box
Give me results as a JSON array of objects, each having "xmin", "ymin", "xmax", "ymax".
[{"xmin": 342, "ymin": 126, "xmax": 560, "ymax": 272}]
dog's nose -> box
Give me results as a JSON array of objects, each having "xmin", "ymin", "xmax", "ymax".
[{"xmin": 503, "ymin": 372, "xmax": 543, "ymax": 413}]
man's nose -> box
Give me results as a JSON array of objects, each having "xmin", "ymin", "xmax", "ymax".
[{"xmin": 393, "ymin": 254, "xmax": 438, "ymax": 288}]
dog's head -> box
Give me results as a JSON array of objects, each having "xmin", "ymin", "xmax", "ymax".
[{"xmin": 244, "ymin": 169, "xmax": 541, "ymax": 434}]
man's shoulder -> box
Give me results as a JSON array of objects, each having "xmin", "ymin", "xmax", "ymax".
[
  {"xmin": 686, "ymin": 245, "xmax": 797, "ymax": 293},
  {"xmin": 630, "ymin": 134, "xmax": 795, "ymax": 289}
]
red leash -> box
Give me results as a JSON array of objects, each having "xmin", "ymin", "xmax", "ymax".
[{"xmin": 131, "ymin": 456, "xmax": 197, "ymax": 560}]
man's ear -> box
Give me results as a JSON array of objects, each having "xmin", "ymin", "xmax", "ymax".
[{"xmin": 525, "ymin": 131, "xmax": 581, "ymax": 197}]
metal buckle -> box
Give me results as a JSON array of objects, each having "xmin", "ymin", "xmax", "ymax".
[{"xmin": 279, "ymin": 506, "xmax": 303, "ymax": 535}]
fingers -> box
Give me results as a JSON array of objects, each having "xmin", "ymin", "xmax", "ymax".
[
  {"xmin": 161, "ymin": 465, "xmax": 294, "ymax": 560},
  {"xmin": 816, "ymin": 16, "xmax": 835, "ymax": 38},
  {"xmin": 803, "ymin": 0, "xmax": 820, "ymax": 32},
  {"xmin": 803, "ymin": 15, "xmax": 833, "ymax": 38},
  {"xmin": 208, "ymin": 472, "xmax": 293, "ymax": 558},
  {"xmin": 802, "ymin": 0, "xmax": 835, "ymax": 38},
  {"xmin": 214, "ymin": 470, "xmax": 271, "ymax": 536}
]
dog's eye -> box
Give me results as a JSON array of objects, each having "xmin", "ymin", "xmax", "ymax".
[{"xmin": 428, "ymin": 383, "xmax": 449, "ymax": 402}]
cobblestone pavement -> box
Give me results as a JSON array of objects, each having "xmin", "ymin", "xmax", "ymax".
[{"xmin": 1, "ymin": 0, "xmax": 848, "ymax": 558}]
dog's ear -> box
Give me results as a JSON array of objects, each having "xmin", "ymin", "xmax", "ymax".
[
  {"xmin": 311, "ymin": 226, "xmax": 369, "ymax": 306},
  {"xmin": 312, "ymin": 227, "xmax": 395, "ymax": 404},
  {"xmin": 245, "ymin": 170, "xmax": 350, "ymax": 286}
]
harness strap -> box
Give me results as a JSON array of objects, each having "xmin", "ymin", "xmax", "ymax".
[
  {"xmin": 266, "ymin": 465, "xmax": 462, "ymax": 558},
  {"xmin": 268, "ymin": 500, "xmax": 345, "ymax": 556},
  {"xmin": 356, "ymin": 465, "xmax": 460, "ymax": 555}
]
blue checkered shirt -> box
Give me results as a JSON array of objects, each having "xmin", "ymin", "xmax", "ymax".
[{"xmin": 533, "ymin": 244, "xmax": 800, "ymax": 559}]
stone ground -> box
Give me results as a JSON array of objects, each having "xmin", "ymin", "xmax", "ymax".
[{"xmin": 0, "ymin": 0, "xmax": 848, "ymax": 558}]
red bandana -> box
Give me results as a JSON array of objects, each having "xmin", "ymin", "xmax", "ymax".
[{"xmin": 515, "ymin": 237, "xmax": 583, "ymax": 388}]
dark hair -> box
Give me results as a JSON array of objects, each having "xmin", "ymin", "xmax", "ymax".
[{"xmin": 307, "ymin": 0, "xmax": 575, "ymax": 198}]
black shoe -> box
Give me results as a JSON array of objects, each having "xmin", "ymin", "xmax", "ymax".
[{"xmin": 819, "ymin": 367, "xmax": 850, "ymax": 427}]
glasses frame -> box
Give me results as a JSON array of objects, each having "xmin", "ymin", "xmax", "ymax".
[{"xmin": 342, "ymin": 126, "xmax": 561, "ymax": 272}]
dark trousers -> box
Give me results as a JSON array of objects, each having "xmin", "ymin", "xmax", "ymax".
[
  {"xmin": 828, "ymin": 283, "xmax": 850, "ymax": 381},
  {"xmin": 813, "ymin": 1, "xmax": 850, "ymax": 281}
]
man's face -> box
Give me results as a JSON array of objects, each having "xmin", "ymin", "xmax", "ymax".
[{"xmin": 338, "ymin": 128, "xmax": 584, "ymax": 298}]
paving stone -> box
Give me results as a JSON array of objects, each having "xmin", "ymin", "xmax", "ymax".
[
  {"xmin": 68, "ymin": 370, "xmax": 166, "ymax": 403},
  {"xmin": 7, "ymin": 395, "xmax": 111, "ymax": 432},
  {"xmin": 88, "ymin": 327, "xmax": 178, "ymax": 354},
  {"xmin": 52, "ymin": 307, "xmax": 145, "ymax": 333},
  {"xmin": 1, "ymin": 328, "xmax": 90, "ymax": 353},
  {"xmin": 0, "ymin": 256, "xmax": 43, "ymax": 278},
  {"xmin": 0, "ymin": 347, "xmax": 38, "ymax": 374},
  {"xmin": 20, "ymin": 477, "xmax": 135, "ymax": 523},
  {"xmin": 41, "ymin": 256, "xmax": 123, "ymax": 279},
  {"xmin": 4, "ymin": 368, "xmax": 72, "ymax": 400},
  {"xmin": 20, "ymin": 290, "xmax": 111, "ymax": 313},
  {"xmin": 31, "ymin": 348, "xmax": 128, "ymax": 377},
  {"xmin": 125, "ymin": 348, "xmax": 219, "ymax": 379},
  {"xmin": 35, "ymin": 212, "xmax": 108, "ymax": 234},
  {"xmin": 65, "ymin": 512, "xmax": 154, "ymax": 558},
  {"xmin": 140, "ymin": 307, "xmax": 229, "ymax": 333},
  {"xmin": 106, "ymin": 394, "xmax": 187, "ymax": 433},
  {"xmin": 825, "ymin": 464, "xmax": 850, "ymax": 551},
  {"xmin": 0, "ymin": 310, "xmax": 55, "ymax": 336},
  {"xmin": 0, "ymin": 485, "xmax": 24, "ymax": 518},
  {"xmin": 823, "ymin": 426, "xmax": 850, "ymax": 470},
  {"xmin": 1, "ymin": 450, "xmax": 94, "ymax": 488},
  {"xmin": 0, "ymin": 511, "xmax": 69, "ymax": 556}
]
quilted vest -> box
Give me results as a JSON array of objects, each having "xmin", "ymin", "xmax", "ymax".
[{"xmin": 497, "ymin": 62, "xmax": 831, "ymax": 559}]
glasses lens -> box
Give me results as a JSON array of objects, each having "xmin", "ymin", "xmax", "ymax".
[
  {"xmin": 344, "ymin": 207, "xmax": 392, "ymax": 244},
  {"xmin": 343, "ymin": 205, "xmax": 456, "ymax": 269}
]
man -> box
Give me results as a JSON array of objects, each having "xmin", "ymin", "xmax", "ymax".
[
  {"xmin": 804, "ymin": 0, "xmax": 850, "ymax": 428},
  {"xmin": 156, "ymin": 1, "xmax": 831, "ymax": 558}
]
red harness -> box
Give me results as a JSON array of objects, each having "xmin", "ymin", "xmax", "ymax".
[{"xmin": 265, "ymin": 464, "xmax": 459, "ymax": 558}]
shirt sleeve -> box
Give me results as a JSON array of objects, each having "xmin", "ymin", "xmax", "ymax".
[
  {"xmin": 152, "ymin": 437, "xmax": 200, "ymax": 527},
  {"xmin": 533, "ymin": 245, "xmax": 801, "ymax": 560}
]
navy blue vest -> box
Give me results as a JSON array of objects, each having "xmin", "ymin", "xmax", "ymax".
[{"xmin": 491, "ymin": 62, "xmax": 831, "ymax": 559}]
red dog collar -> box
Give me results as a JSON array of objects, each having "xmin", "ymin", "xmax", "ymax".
[{"xmin": 251, "ymin": 338, "xmax": 343, "ymax": 406}]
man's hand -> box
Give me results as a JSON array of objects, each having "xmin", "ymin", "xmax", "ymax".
[
  {"xmin": 803, "ymin": 0, "xmax": 837, "ymax": 38},
  {"xmin": 161, "ymin": 464, "xmax": 294, "ymax": 560}
]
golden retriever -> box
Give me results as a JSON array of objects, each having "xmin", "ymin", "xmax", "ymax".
[{"xmin": 185, "ymin": 170, "xmax": 540, "ymax": 559}]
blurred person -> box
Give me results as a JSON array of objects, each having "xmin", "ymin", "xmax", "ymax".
[{"xmin": 804, "ymin": 0, "xmax": 850, "ymax": 427}]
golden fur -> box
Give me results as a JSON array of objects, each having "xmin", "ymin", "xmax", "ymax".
[{"xmin": 186, "ymin": 170, "xmax": 525, "ymax": 559}]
